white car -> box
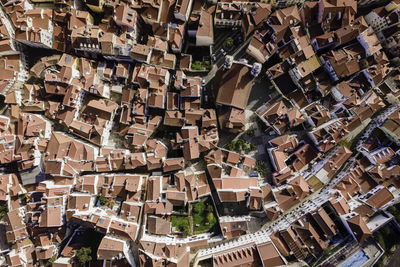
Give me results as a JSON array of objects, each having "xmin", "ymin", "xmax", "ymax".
[
  {"xmin": 239, "ymin": 59, "xmax": 248, "ymax": 64},
  {"xmin": 220, "ymin": 49, "xmax": 227, "ymax": 56}
]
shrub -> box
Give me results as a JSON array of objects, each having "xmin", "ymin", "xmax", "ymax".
[{"xmin": 207, "ymin": 212, "xmax": 215, "ymax": 222}]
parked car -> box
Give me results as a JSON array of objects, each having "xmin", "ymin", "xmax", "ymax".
[{"xmin": 239, "ymin": 59, "xmax": 248, "ymax": 64}]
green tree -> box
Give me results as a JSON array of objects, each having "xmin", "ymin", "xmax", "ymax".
[
  {"xmin": 75, "ymin": 247, "xmax": 92, "ymax": 266},
  {"xmin": 45, "ymin": 255, "xmax": 57, "ymax": 267},
  {"xmin": 19, "ymin": 194, "xmax": 27, "ymax": 205},
  {"xmin": 255, "ymin": 160, "xmax": 267, "ymax": 177},
  {"xmin": 225, "ymin": 142, "xmax": 235, "ymax": 151},
  {"xmin": 246, "ymin": 129, "xmax": 255, "ymax": 137},
  {"xmin": 359, "ymin": 58, "xmax": 369, "ymax": 69},
  {"xmin": 235, "ymin": 139, "xmax": 245, "ymax": 151},
  {"xmin": 191, "ymin": 61, "xmax": 204, "ymax": 70},
  {"xmin": 225, "ymin": 37, "xmax": 234, "ymax": 48},
  {"xmin": 193, "ymin": 201, "xmax": 205, "ymax": 214},
  {"xmin": 0, "ymin": 204, "xmax": 8, "ymax": 219},
  {"xmin": 181, "ymin": 225, "xmax": 190, "ymax": 237},
  {"xmin": 204, "ymin": 61, "xmax": 212, "ymax": 71},
  {"xmin": 255, "ymin": 160, "xmax": 265, "ymax": 169},
  {"xmin": 250, "ymin": 144, "xmax": 256, "ymax": 151},
  {"xmin": 242, "ymin": 143, "xmax": 249, "ymax": 152},
  {"xmin": 98, "ymin": 196, "xmax": 108, "ymax": 206}
]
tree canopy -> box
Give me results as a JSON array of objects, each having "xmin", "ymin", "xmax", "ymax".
[{"xmin": 75, "ymin": 247, "xmax": 92, "ymax": 265}]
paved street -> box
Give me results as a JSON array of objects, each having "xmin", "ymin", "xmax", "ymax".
[
  {"xmin": 212, "ymin": 30, "xmax": 243, "ymax": 66},
  {"xmin": 247, "ymin": 72, "xmax": 277, "ymax": 111}
]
